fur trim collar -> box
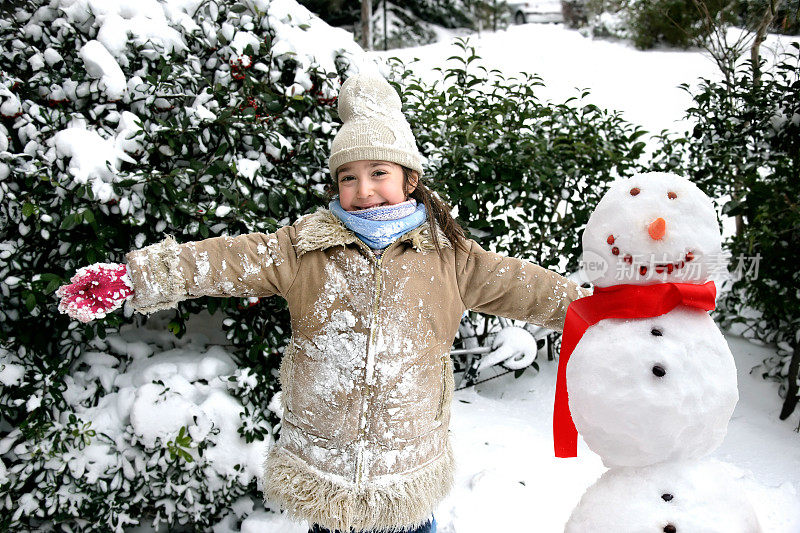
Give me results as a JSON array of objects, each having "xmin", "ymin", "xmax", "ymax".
[{"xmin": 295, "ymin": 208, "xmax": 452, "ymax": 256}]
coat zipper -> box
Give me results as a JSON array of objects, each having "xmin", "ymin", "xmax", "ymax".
[{"xmin": 355, "ymin": 249, "xmax": 384, "ymax": 486}]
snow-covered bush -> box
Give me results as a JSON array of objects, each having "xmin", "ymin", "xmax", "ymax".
[
  {"xmin": 396, "ymin": 39, "xmax": 648, "ymax": 274},
  {"xmin": 0, "ymin": 0, "xmax": 362, "ymax": 530},
  {"xmin": 650, "ymin": 45, "xmax": 800, "ymax": 425},
  {"xmin": 579, "ymin": 1, "xmax": 632, "ymax": 41},
  {"xmin": 624, "ymin": 0, "xmax": 726, "ymax": 49},
  {"xmin": 581, "ymin": 0, "xmax": 798, "ymax": 48},
  {"xmin": 579, "ymin": 0, "xmax": 731, "ymax": 48}
]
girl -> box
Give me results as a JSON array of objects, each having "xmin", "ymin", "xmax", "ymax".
[{"xmin": 58, "ymin": 73, "xmax": 589, "ymax": 533}]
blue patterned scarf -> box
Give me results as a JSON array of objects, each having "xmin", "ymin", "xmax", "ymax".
[{"xmin": 329, "ymin": 198, "xmax": 427, "ymax": 250}]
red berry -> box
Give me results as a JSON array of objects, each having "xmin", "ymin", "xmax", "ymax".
[
  {"xmin": 607, "ymin": 235, "xmax": 615, "ymax": 245},
  {"xmin": 630, "ymin": 187, "xmax": 640, "ymax": 196},
  {"xmin": 611, "ymin": 247, "xmax": 619, "ymax": 256},
  {"xmin": 685, "ymin": 251, "xmax": 694, "ymax": 262},
  {"xmin": 623, "ymin": 255, "xmax": 633, "ymax": 264},
  {"xmin": 639, "ymin": 265, "xmax": 648, "ymax": 275}
]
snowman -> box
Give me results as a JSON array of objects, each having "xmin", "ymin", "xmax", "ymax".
[
  {"xmin": 553, "ymin": 171, "xmax": 737, "ymax": 465},
  {"xmin": 565, "ymin": 460, "xmax": 762, "ymax": 533},
  {"xmin": 553, "ymin": 172, "xmax": 756, "ymax": 530}
]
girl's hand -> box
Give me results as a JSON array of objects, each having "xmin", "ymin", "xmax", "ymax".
[{"xmin": 56, "ymin": 263, "xmax": 133, "ymax": 323}]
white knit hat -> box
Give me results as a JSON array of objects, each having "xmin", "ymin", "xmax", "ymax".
[{"xmin": 328, "ymin": 73, "xmax": 424, "ymax": 178}]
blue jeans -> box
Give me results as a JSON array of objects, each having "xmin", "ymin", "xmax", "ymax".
[{"xmin": 309, "ymin": 516, "xmax": 436, "ymax": 533}]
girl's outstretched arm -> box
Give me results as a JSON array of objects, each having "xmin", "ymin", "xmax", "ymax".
[
  {"xmin": 454, "ymin": 239, "xmax": 591, "ymax": 332},
  {"xmin": 125, "ymin": 225, "xmax": 301, "ymax": 315}
]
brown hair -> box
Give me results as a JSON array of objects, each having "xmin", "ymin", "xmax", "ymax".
[
  {"xmin": 326, "ymin": 165, "xmax": 468, "ymax": 255},
  {"xmin": 403, "ymin": 167, "xmax": 468, "ymax": 254}
]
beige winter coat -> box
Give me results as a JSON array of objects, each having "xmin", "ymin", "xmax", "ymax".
[{"xmin": 125, "ymin": 208, "xmax": 588, "ymax": 532}]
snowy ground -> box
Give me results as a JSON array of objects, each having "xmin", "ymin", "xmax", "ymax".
[
  {"xmin": 255, "ymin": 331, "xmax": 800, "ymax": 532},
  {"xmin": 436, "ymin": 335, "xmax": 800, "ymax": 532}
]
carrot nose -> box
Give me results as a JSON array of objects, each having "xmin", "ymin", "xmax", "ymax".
[{"xmin": 648, "ymin": 217, "xmax": 666, "ymax": 240}]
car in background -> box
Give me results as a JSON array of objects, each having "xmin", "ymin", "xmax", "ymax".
[{"xmin": 507, "ymin": 1, "xmax": 564, "ymax": 24}]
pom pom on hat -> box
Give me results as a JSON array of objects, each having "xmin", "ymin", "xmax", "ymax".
[{"xmin": 328, "ymin": 73, "xmax": 423, "ymax": 178}]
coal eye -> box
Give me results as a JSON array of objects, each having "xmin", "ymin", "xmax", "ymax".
[
  {"xmin": 664, "ymin": 525, "xmax": 677, "ymax": 533},
  {"xmin": 652, "ymin": 365, "xmax": 666, "ymax": 377},
  {"xmin": 651, "ymin": 328, "xmax": 663, "ymax": 337},
  {"xmin": 661, "ymin": 493, "xmax": 673, "ymax": 502},
  {"xmin": 630, "ymin": 187, "xmax": 640, "ymax": 196}
]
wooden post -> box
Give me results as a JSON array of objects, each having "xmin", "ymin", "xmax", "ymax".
[{"xmin": 361, "ymin": 0, "xmax": 372, "ymax": 50}]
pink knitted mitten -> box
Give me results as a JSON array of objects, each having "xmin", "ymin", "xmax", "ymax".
[{"xmin": 56, "ymin": 263, "xmax": 133, "ymax": 323}]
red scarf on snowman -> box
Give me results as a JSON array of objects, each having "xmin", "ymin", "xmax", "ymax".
[{"xmin": 553, "ymin": 281, "xmax": 717, "ymax": 458}]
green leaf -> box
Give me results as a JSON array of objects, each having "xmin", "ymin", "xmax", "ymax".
[
  {"xmin": 25, "ymin": 292, "xmax": 36, "ymax": 311},
  {"xmin": 45, "ymin": 280, "xmax": 60, "ymax": 294},
  {"xmin": 268, "ymin": 190, "xmax": 282, "ymax": 214},
  {"xmin": 60, "ymin": 213, "xmax": 80, "ymax": 230},
  {"xmin": 22, "ymin": 202, "xmax": 35, "ymax": 217},
  {"xmin": 40, "ymin": 273, "xmax": 62, "ymax": 283},
  {"xmin": 178, "ymin": 448, "xmax": 194, "ymax": 462}
]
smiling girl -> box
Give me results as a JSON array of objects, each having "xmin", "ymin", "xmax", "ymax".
[{"xmin": 58, "ymin": 73, "xmax": 588, "ymax": 533}]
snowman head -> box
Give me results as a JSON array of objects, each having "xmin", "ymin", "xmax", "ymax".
[{"xmin": 581, "ymin": 172, "xmax": 722, "ymax": 288}]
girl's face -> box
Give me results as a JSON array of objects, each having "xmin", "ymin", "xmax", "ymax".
[{"xmin": 336, "ymin": 160, "xmax": 415, "ymax": 211}]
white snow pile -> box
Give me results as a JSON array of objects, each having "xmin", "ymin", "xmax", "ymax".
[
  {"xmin": 266, "ymin": 0, "xmax": 367, "ymax": 91},
  {"xmin": 78, "ymin": 40, "xmax": 128, "ymax": 100},
  {"xmin": 57, "ymin": 0, "xmax": 195, "ymax": 61},
  {"xmin": 51, "ymin": 116, "xmax": 140, "ymax": 203}
]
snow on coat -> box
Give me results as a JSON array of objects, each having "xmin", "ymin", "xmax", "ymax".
[{"xmin": 124, "ymin": 208, "xmax": 588, "ymax": 531}]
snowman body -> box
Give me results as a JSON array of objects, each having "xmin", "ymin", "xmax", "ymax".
[
  {"xmin": 565, "ymin": 460, "xmax": 762, "ymax": 533},
  {"xmin": 567, "ymin": 308, "xmax": 738, "ymax": 468}
]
